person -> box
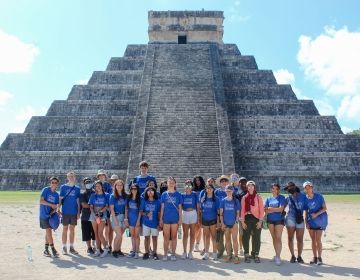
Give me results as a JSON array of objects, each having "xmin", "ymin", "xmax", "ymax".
[
  {"xmin": 220, "ymin": 185, "xmax": 241, "ymax": 264},
  {"xmin": 59, "ymin": 171, "xmax": 81, "ymax": 255},
  {"xmin": 199, "ymin": 183, "xmax": 219, "ymax": 260},
  {"xmin": 303, "ymin": 181, "xmax": 328, "ymax": 265},
  {"xmin": 236, "ymin": 176, "xmax": 247, "ymax": 256},
  {"xmin": 192, "ymin": 176, "xmax": 205, "ymax": 253},
  {"xmin": 39, "ymin": 176, "xmax": 60, "ymax": 257},
  {"xmin": 214, "ymin": 175, "xmax": 231, "ymax": 259},
  {"xmin": 131, "ymin": 161, "xmax": 157, "ymax": 194},
  {"xmin": 109, "ymin": 174, "xmax": 119, "ymax": 193},
  {"xmin": 140, "ymin": 184, "xmax": 161, "ymax": 260},
  {"xmin": 284, "ymin": 182, "xmax": 307, "ymax": 264},
  {"xmin": 160, "ymin": 176, "xmax": 183, "ymax": 261},
  {"xmin": 264, "ymin": 183, "xmax": 286, "ymax": 265},
  {"xmin": 181, "ymin": 180, "xmax": 199, "ymax": 259},
  {"xmin": 125, "ymin": 183, "xmax": 142, "ymax": 259},
  {"xmin": 80, "ymin": 177, "xmax": 96, "ymax": 255},
  {"xmin": 109, "ymin": 179, "xmax": 127, "ymax": 258},
  {"xmin": 88, "ymin": 180, "xmax": 110, "ymax": 257},
  {"xmin": 240, "ymin": 180, "xmax": 264, "ymax": 263},
  {"xmin": 97, "ymin": 170, "xmax": 113, "ymax": 252},
  {"xmin": 159, "ymin": 180, "xmax": 168, "ymax": 194}
]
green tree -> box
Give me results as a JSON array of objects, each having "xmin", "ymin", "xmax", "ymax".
[{"xmin": 347, "ymin": 129, "xmax": 360, "ymax": 135}]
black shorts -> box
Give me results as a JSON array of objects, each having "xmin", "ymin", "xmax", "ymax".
[
  {"xmin": 268, "ymin": 220, "xmax": 285, "ymax": 226},
  {"xmin": 225, "ymin": 224, "xmax": 234, "ymax": 229},
  {"xmin": 202, "ymin": 219, "xmax": 217, "ymax": 226},
  {"xmin": 309, "ymin": 227, "xmax": 323, "ymax": 231},
  {"xmin": 40, "ymin": 218, "xmax": 51, "ymax": 229},
  {"xmin": 62, "ymin": 214, "xmax": 77, "ymax": 226},
  {"xmin": 81, "ymin": 220, "xmax": 95, "ymax": 241}
]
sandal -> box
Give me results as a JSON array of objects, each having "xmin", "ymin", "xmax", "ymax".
[
  {"xmin": 233, "ymin": 256, "xmax": 241, "ymax": 264},
  {"xmin": 254, "ymin": 256, "xmax": 261, "ymax": 263},
  {"xmin": 244, "ymin": 254, "xmax": 251, "ymax": 263},
  {"xmin": 224, "ymin": 255, "xmax": 232, "ymax": 263}
]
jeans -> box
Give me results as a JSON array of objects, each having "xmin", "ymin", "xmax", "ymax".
[{"xmin": 243, "ymin": 214, "xmax": 262, "ymax": 256}]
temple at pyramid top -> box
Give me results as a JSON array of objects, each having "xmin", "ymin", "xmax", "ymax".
[{"xmin": 148, "ymin": 10, "xmax": 224, "ymax": 43}]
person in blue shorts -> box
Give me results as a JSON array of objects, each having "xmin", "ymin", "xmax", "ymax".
[
  {"xmin": 89, "ymin": 180, "xmax": 110, "ymax": 257},
  {"xmin": 193, "ymin": 176, "xmax": 205, "ymax": 253},
  {"xmin": 199, "ymin": 184, "xmax": 219, "ymax": 260},
  {"xmin": 140, "ymin": 184, "xmax": 161, "ymax": 260},
  {"xmin": 131, "ymin": 161, "xmax": 157, "ymax": 195},
  {"xmin": 39, "ymin": 176, "xmax": 60, "ymax": 258},
  {"xmin": 181, "ymin": 180, "xmax": 199, "ymax": 260},
  {"xmin": 220, "ymin": 185, "xmax": 241, "ymax": 264},
  {"xmin": 284, "ymin": 181, "xmax": 307, "ymax": 264},
  {"xmin": 303, "ymin": 181, "xmax": 328, "ymax": 265},
  {"xmin": 109, "ymin": 179, "xmax": 127, "ymax": 258},
  {"xmin": 125, "ymin": 183, "xmax": 142, "ymax": 259},
  {"xmin": 60, "ymin": 171, "xmax": 81, "ymax": 255},
  {"xmin": 160, "ymin": 176, "xmax": 182, "ymax": 261},
  {"xmin": 265, "ymin": 183, "xmax": 286, "ymax": 266}
]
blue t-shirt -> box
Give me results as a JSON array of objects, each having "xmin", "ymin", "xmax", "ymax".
[
  {"xmin": 161, "ymin": 191, "xmax": 182, "ymax": 224},
  {"xmin": 265, "ymin": 195, "xmax": 286, "ymax": 222},
  {"xmin": 306, "ymin": 193, "xmax": 325, "ymax": 215},
  {"xmin": 286, "ymin": 193, "xmax": 307, "ymax": 219},
  {"xmin": 133, "ymin": 175, "xmax": 157, "ymax": 194},
  {"xmin": 214, "ymin": 188, "xmax": 227, "ymax": 201},
  {"xmin": 198, "ymin": 189, "xmax": 206, "ymax": 202},
  {"xmin": 88, "ymin": 193, "xmax": 109, "ymax": 208},
  {"xmin": 181, "ymin": 192, "xmax": 198, "ymax": 210},
  {"xmin": 39, "ymin": 187, "xmax": 59, "ymax": 220},
  {"xmin": 140, "ymin": 199, "xmax": 161, "ymax": 228},
  {"xmin": 102, "ymin": 181, "xmax": 113, "ymax": 194},
  {"xmin": 200, "ymin": 197, "xmax": 219, "ymax": 222},
  {"xmin": 140, "ymin": 191, "xmax": 161, "ymax": 201},
  {"xmin": 60, "ymin": 184, "xmax": 80, "ymax": 215},
  {"xmin": 109, "ymin": 194, "xmax": 126, "ymax": 214},
  {"xmin": 127, "ymin": 198, "xmax": 140, "ymax": 227},
  {"xmin": 220, "ymin": 197, "xmax": 240, "ymax": 226}
]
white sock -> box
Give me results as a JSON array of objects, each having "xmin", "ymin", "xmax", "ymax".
[
  {"xmin": 70, "ymin": 243, "xmax": 74, "ymax": 248},
  {"xmin": 62, "ymin": 244, "xmax": 67, "ymax": 248}
]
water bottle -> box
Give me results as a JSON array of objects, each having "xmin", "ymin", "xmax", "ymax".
[
  {"xmin": 177, "ymin": 227, "xmax": 182, "ymax": 239},
  {"xmin": 26, "ymin": 245, "xmax": 33, "ymax": 261},
  {"xmin": 125, "ymin": 228, "xmax": 130, "ymax": 237}
]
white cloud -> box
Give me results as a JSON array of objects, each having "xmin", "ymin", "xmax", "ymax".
[
  {"xmin": 228, "ymin": 2, "xmax": 251, "ymax": 22},
  {"xmin": 0, "ymin": 29, "xmax": 40, "ymax": 73},
  {"xmin": 337, "ymin": 95, "xmax": 360, "ymax": 120},
  {"xmin": 76, "ymin": 79, "xmax": 89, "ymax": 85},
  {"xmin": 314, "ymin": 99, "xmax": 336, "ymax": 116},
  {"xmin": 341, "ymin": 126, "xmax": 353, "ymax": 134},
  {"xmin": 15, "ymin": 106, "xmax": 47, "ymax": 122},
  {"xmin": 297, "ymin": 26, "xmax": 360, "ymax": 96},
  {"xmin": 0, "ymin": 90, "xmax": 13, "ymax": 106}
]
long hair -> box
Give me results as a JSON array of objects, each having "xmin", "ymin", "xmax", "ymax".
[
  {"xmin": 127, "ymin": 183, "xmax": 141, "ymax": 208},
  {"xmin": 201, "ymin": 186, "xmax": 215, "ymax": 203},
  {"xmin": 114, "ymin": 179, "xmax": 126, "ymax": 199},
  {"xmin": 145, "ymin": 179, "xmax": 158, "ymax": 190},
  {"xmin": 144, "ymin": 188, "xmax": 158, "ymax": 201},
  {"xmin": 193, "ymin": 175, "xmax": 205, "ymax": 192},
  {"xmin": 94, "ymin": 180, "xmax": 104, "ymax": 194}
]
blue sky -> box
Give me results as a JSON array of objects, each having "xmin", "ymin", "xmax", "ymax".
[{"xmin": 0, "ymin": 0, "xmax": 360, "ymax": 143}]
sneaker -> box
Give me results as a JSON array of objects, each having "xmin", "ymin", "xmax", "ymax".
[
  {"xmin": 188, "ymin": 252, "xmax": 194, "ymax": 260},
  {"xmin": 100, "ymin": 248, "xmax": 104, "ymax": 254},
  {"xmin": 310, "ymin": 257, "xmax": 318, "ymax": 265},
  {"xmin": 87, "ymin": 247, "xmax": 95, "ymax": 255},
  {"xmin": 239, "ymin": 249, "xmax": 244, "ymax": 256},
  {"xmin": 69, "ymin": 247, "xmax": 79, "ymax": 255},
  {"xmin": 212, "ymin": 252, "xmax": 218, "ymax": 260},
  {"xmin": 317, "ymin": 257, "xmax": 323, "ymax": 266},
  {"xmin": 100, "ymin": 248, "xmax": 108, "ymax": 258},
  {"xmin": 297, "ymin": 256, "xmax": 304, "ymax": 264},
  {"xmin": 62, "ymin": 247, "xmax": 68, "ymax": 255},
  {"xmin": 128, "ymin": 251, "xmax": 136, "ymax": 258},
  {"xmin": 217, "ymin": 252, "xmax": 223, "ymax": 259},
  {"xmin": 43, "ymin": 249, "xmax": 51, "ymax": 257},
  {"xmin": 254, "ymin": 255, "xmax": 261, "ymax": 263},
  {"xmin": 200, "ymin": 249, "xmax": 205, "ymax": 256},
  {"xmin": 94, "ymin": 250, "xmax": 101, "ymax": 257},
  {"xmin": 233, "ymin": 256, "xmax": 241, "ymax": 264},
  {"xmin": 153, "ymin": 253, "xmax": 159, "ymax": 260},
  {"xmin": 194, "ymin": 244, "xmax": 200, "ymax": 252},
  {"xmin": 112, "ymin": 251, "xmax": 119, "ymax": 258},
  {"xmin": 181, "ymin": 252, "xmax": 187, "ymax": 259},
  {"xmin": 271, "ymin": 256, "xmax": 276, "ymax": 262},
  {"xmin": 134, "ymin": 252, "xmax": 139, "ymax": 259},
  {"xmin": 244, "ymin": 254, "xmax": 251, "ymax": 263},
  {"xmin": 162, "ymin": 255, "xmax": 168, "ymax": 261},
  {"xmin": 51, "ymin": 247, "xmax": 59, "ymax": 258},
  {"xmin": 275, "ymin": 256, "xmax": 282, "ymax": 266},
  {"xmin": 143, "ymin": 252, "xmax": 150, "ymax": 260},
  {"xmin": 170, "ymin": 254, "xmax": 176, "ymax": 261},
  {"xmin": 290, "ymin": 255, "xmax": 297, "ymax": 263},
  {"xmin": 202, "ymin": 253, "xmax": 209, "ymax": 260},
  {"xmin": 118, "ymin": 251, "xmax": 125, "ymax": 257},
  {"xmin": 108, "ymin": 246, "xmax": 112, "ymax": 254}
]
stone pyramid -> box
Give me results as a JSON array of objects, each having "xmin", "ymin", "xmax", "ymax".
[{"xmin": 0, "ymin": 11, "xmax": 359, "ymax": 191}]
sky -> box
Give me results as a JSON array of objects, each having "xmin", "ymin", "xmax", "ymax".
[{"xmin": 0, "ymin": 0, "xmax": 360, "ymax": 144}]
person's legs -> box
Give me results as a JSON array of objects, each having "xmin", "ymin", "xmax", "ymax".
[
  {"xmin": 113, "ymin": 227, "xmax": 122, "ymax": 252},
  {"xmin": 69, "ymin": 224, "xmax": 75, "ymax": 245},
  {"xmin": 315, "ymin": 230, "xmax": 323, "ymax": 258},
  {"xmin": 295, "ymin": 227, "xmax": 305, "ymax": 258},
  {"xmin": 209, "ymin": 225, "xmax": 217, "ymax": 255},
  {"xmin": 308, "ymin": 229, "xmax": 317, "ymax": 258},
  {"xmin": 252, "ymin": 219, "xmax": 262, "ymax": 257},
  {"xmin": 189, "ymin": 223, "xmax": 196, "ymax": 254},
  {"xmin": 98, "ymin": 222, "xmax": 107, "ymax": 248},
  {"xmin": 91, "ymin": 222, "xmax": 100, "ymax": 251},
  {"xmin": 224, "ymin": 228, "xmax": 232, "ymax": 257},
  {"xmin": 274, "ymin": 224, "xmax": 284, "ymax": 261},
  {"xmin": 45, "ymin": 228, "xmax": 54, "ymax": 245},
  {"xmin": 242, "ymin": 221, "xmax": 251, "ymax": 256},
  {"xmin": 134, "ymin": 226, "xmax": 141, "ymax": 254},
  {"xmin": 108, "ymin": 222, "xmax": 113, "ymax": 250},
  {"xmin": 231, "ymin": 224, "xmax": 239, "ymax": 256},
  {"xmin": 217, "ymin": 229, "xmax": 225, "ymax": 258},
  {"xmin": 203, "ymin": 226, "xmax": 210, "ymax": 253},
  {"xmin": 182, "ymin": 224, "xmax": 190, "ymax": 254},
  {"xmin": 62, "ymin": 225, "xmax": 68, "ymax": 250},
  {"xmin": 238, "ymin": 222, "xmax": 244, "ymax": 254},
  {"xmin": 170, "ymin": 224, "xmax": 178, "ymax": 255},
  {"xmin": 268, "ymin": 224, "xmax": 277, "ymax": 256},
  {"xmin": 195, "ymin": 223, "xmax": 201, "ymax": 251},
  {"xmin": 163, "ymin": 224, "xmax": 171, "ymax": 257},
  {"xmin": 152, "ymin": 236, "xmax": 158, "ymax": 254},
  {"xmin": 286, "ymin": 226, "xmax": 296, "ymax": 258},
  {"xmin": 144, "ymin": 236, "xmax": 150, "ymax": 253}
]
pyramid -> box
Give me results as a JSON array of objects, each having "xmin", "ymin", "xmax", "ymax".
[{"xmin": 1, "ymin": 10, "xmax": 359, "ymax": 192}]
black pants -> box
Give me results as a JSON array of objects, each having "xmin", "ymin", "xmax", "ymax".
[
  {"xmin": 243, "ymin": 214, "xmax": 262, "ymax": 256},
  {"xmin": 81, "ymin": 220, "xmax": 95, "ymax": 242}
]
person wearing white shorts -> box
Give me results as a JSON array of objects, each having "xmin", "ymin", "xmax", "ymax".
[{"xmin": 181, "ymin": 181, "xmax": 200, "ymax": 260}]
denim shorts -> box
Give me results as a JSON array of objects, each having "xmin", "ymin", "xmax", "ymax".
[
  {"xmin": 285, "ymin": 215, "xmax": 304, "ymax": 229},
  {"xmin": 89, "ymin": 212, "xmax": 107, "ymax": 223},
  {"xmin": 110, "ymin": 214, "xmax": 125, "ymax": 229}
]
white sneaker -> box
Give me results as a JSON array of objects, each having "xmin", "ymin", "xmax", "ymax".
[
  {"xmin": 162, "ymin": 255, "xmax": 168, "ymax": 261},
  {"xmin": 181, "ymin": 252, "xmax": 187, "ymax": 259},
  {"xmin": 170, "ymin": 254, "xmax": 177, "ymax": 261},
  {"xmin": 275, "ymin": 256, "xmax": 282, "ymax": 266},
  {"xmin": 194, "ymin": 244, "xmax": 200, "ymax": 252},
  {"xmin": 271, "ymin": 256, "xmax": 276, "ymax": 262},
  {"xmin": 100, "ymin": 248, "xmax": 108, "ymax": 258},
  {"xmin": 134, "ymin": 252, "xmax": 139, "ymax": 259},
  {"xmin": 188, "ymin": 252, "xmax": 194, "ymax": 260},
  {"xmin": 94, "ymin": 250, "xmax": 101, "ymax": 257},
  {"xmin": 202, "ymin": 253, "xmax": 209, "ymax": 260},
  {"xmin": 240, "ymin": 249, "xmax": 244, "ymax": 256},
  {"xmin": 212, "ymin": 252, "xmax": 218, "ymax": 260}
]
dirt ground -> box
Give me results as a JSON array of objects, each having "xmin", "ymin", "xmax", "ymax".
[{"xmin": 0, "ymin": 201, "xmax": 359, "ymax": 280}]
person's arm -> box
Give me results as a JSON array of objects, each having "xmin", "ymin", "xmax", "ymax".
[
  {"xmin": 219, "ymin": 208, "xmax": 225, "ymax": 230},
  {"xmin": 256, "ymin": 196, "xmax": 264, "ymax": 229},
  {"xmin": 110, "ymin": 204, "xmax": 119, "ymax": 227},
  {"xmin": 159, "ymin": 203, "xmax": 164, "ymax": 228},
  {"xmin": 178, "ymin": 204, "xmax": 183, "ymax": 226},
  {"xmin": 124, "ymin": 205, "xmax": 129, "ymax": 228},
  {"xmin": 240, "ymin": 196, "xmax": 247, "ymax": 229},
  {"xmin": 136, "ymin": 207, "xmax": 142, "ymax": 227},
  {"xmin": 312, "ymin": 200, "xmax": 327, "ymax": 218},
  {"xmin": 40, "ymin": 197, "xmax": 57, "ymax": 209},
  {"xmin": 77, "ymin": 197, "xmax": 80, "ymax": 219}
]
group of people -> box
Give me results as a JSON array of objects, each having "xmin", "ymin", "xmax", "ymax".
[{"xmin": 39, "ymin": 161, "xmax": 328, "ymax": 265}]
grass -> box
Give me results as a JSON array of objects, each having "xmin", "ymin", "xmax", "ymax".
[{"xmin": 0, "ymin": 191, "xmax": 359, "ymax": 204}]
